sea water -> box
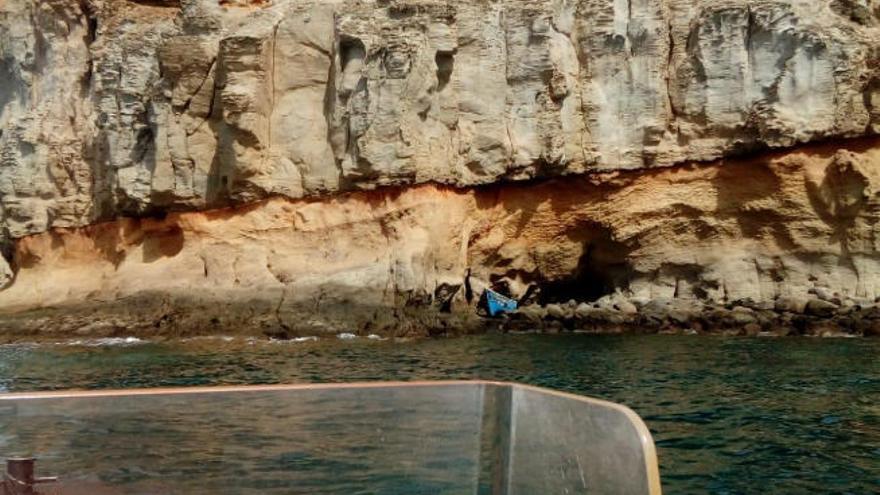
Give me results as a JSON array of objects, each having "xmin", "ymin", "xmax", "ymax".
[{"xmin": 0, "ymin": 334, "xmax": 877, "ymax": 493}]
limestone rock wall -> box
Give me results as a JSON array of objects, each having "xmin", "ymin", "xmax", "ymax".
[
  {"xmin": 3, "ymin": 137, "xmax": 880, "ymax": 338},
  {"xmin": 2, "ymin": 0, "xmax": 880, "ymax": 335},
  {"xmin": 1, "ymin": 0, "xmax": 879, "ymax": 241}
]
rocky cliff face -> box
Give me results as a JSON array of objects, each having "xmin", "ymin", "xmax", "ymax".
[{"xmin": 1, "ymin": 0, "xmax": 880, "ymax": 338}]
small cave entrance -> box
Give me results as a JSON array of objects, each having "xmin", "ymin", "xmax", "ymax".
[
  {"xmin": 435, "ymin": 50, "xmax": 454, "ymax": 92},
  {"xmin": 536, "ymin": 224, "xmax": 634, "ymax": 305},
  {"xmin": 340, "ymin": 38, "xmax": 366, "ymax": 72}
]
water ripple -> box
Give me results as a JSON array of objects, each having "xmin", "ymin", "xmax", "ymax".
[{"xmin": 0, "ymin": 334, "xmax": 877, "ymax": 493}]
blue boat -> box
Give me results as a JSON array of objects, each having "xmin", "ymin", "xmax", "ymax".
[{"xmin": 485, "ymin": 289, "xmax": 518, "ymax": 316}]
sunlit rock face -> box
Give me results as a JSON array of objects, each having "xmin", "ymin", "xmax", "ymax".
[
  {"xmin": 2, "ymin": 0, "xmax": 879, "ymax": 235},
  {"xmin": 4, "ymin": 138, "xmax": 880, "ymax": 337},
  {"xmin": 1, "ymin": 0, "xmax": 880, "ymax": 335}
]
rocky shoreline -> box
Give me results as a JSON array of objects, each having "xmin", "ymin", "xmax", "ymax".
[
  {"xmin": 1, "ymin": 289, "xmax": 878, "ymax": 342},
  {"xmin": 499, "ymin": 291, "xmax": 880, "ymax": 338}
]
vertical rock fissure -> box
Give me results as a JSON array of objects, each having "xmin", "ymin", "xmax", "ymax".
[
  {"xmin": 665, "ymin": 19, "xmax": 677, "ymax": 123},
  {"xmin": 325, "ymin": 18, "xmax": 343, "ymax": 183},
  {"xmin": 268, "ymin": 19, "xmax": 280, "ymax": 157}
]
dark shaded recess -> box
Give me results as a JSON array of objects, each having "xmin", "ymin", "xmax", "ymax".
[
  {"xmin": 142, "ymin": 225, "xmax": 185, "ymax": 263},
  {"xmin": 77, "ymin": 0, "xmax": 99, "ymax": 43},
  {"xmin": 0, "ymin": 234, "xmax": 14, "ymax": 270},
  {"xmin": 435, "ymin": 50, "xmax": 454, "ymax": 91},
  {"xmin": 829, "ymin": 0, "xmax": 877, "ymax": 25},
  {"xmin": 538, "ymin": 226, "xmax": 633, "ymax": 304},
  {"xmin": 132, "ymin": 126, "xmax": 155, "ymax": 165},
  {"xmin": 87, "ymin": 17, "xmax": 98, "ymax": 42},
  {"xmin": 0, "ymin": 57, "xmax": 18, "ymax": 112},
  {"xmin": 340, "ymin": 38, "xmax": 365, "ymax": 71},
  {"xmin": 384, "ymin": 2, "xmax": 455, "ymax": 21},
  {"xmin": 866, "ymin": 46, "xmax": 880, "ymax": 127},
  {"xmin": 465, "ymin": 268, "xmax": 475, "ymax": 304}
]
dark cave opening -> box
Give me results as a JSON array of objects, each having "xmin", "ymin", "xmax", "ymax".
[
  {"xmin": 536, "ymin": 226, "xmax": 633, "ymax": 305},
  {"xmin": 0, "ymin": 58, "xmax": 18, "ymax": 112},
  {"xmin": 340, "ymin": 38, "xmax": 366, "ymax": 72},
  {"xmin": 435, "ymin": 50, "xmax": 454, "ymax": 92}
]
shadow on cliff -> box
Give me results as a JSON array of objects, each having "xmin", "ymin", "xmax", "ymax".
[
  {"xmin": 804, "ymin": 151, "xmax": 870, "ymax": 255},
  {"xmin": 537, "ymin": 224, "xmax": 635, "ymax": 304},
  {"xmin": 15, "ymin": 217, "xmax": 187, "ymax": 272},
  {"xmin": 710, "ymin": 156, "xmax": 798, "ymax": 251},
  {"xmin": 471, "ymin": 178, "xmax": 634, "ymax": 303}
]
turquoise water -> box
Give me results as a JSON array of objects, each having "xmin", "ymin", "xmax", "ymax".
[{"xmin": 0, "ymin": 334, "xmax": 878, "ymax": 493}]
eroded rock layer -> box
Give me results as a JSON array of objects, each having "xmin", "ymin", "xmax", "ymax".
[
  {"xmin": 3, "ymin": 138, "xmax": 880, "ymax": 338},
  {"xmin": 2, "ymin": 0, "xmax": 880, "ymax": 236},
  {"xmin": 2, "ymin": 0, "xmax": 880, "ymax": 337}
]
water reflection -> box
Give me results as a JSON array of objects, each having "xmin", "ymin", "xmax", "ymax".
[
  {"xmin": 0, "ymin": 335, "xmax": 878, "ymax": 493},
  {"xmin": 1, "ymin": 384, "xmax": 658, "ymax": 494}
]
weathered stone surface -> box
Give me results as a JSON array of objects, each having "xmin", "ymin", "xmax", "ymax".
[
  {"xmin": 1, "ymin": 138, "xmax": 878, "ymax": 337},
  {"xmin": 775, "ymin": 295, "xmax": 809, "ymax": 314},
  {"xmin": 2, "ymin": 0, "xmax": 880, "ymax": 337},
  {"xmin": 0, "ymin": 256, "xmax": 12, "ymax": 290},
  {"xmin": 2, "ymin": 0, "xmax": 880, "ymax": 240},
  {"xmin": 545, "ymin": 304, "xmax": 569, "ymax": 320},
  {"xmin": 805, "ymin": 298, "xmax": 839, "ymax": 317}
]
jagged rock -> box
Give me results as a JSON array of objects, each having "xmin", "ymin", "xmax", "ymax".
[
  {"xmin": 810, "ymin": 287, "xmax": 840, "ymax": 304},
  {"xmin": 545, "ymin": 304, "xmax": 568, "ymax": 321},
  {"xmin": 468, "ymin": 277, "xmax": 491, "ymax": 302},
  {"xmin": 433, "ymin": 279, "xmax": 462, "ymax": 310},
  {"xmin": 865, "ymin": 320, "xmax": 880, "ymax": 337},
  {"xmin": 594, "ymin": 292, "xmax": 638, "ymax": 315},
  {"xmin": 775, "ymin": 296, "xmax": 810, "ymax": 314},
  {"xmin": 729, "ymin": 307, "xmax": 758, "ymax": 325},
  {"xmin": 615, "ymin": 300, "xmax": 639, "ymax": 315},
  {"xmin": 574, "ymin": 303, "xmax": 593, "ymax": 319},
  {"xmin": 805, "ymin": 298, "xmax": 840, "ymax": 317},
  {"xmin": 516, "ymin": 305, "xmax": 548, "ymax": 323},
  {"xmin": 4, "ymin": 142, "xmax": 880, "ymax": 337}
]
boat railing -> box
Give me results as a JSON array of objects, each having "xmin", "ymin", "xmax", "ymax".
[{"xmin": 0, "ymin": 381, "xmax": 661, "ymax": 494}]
